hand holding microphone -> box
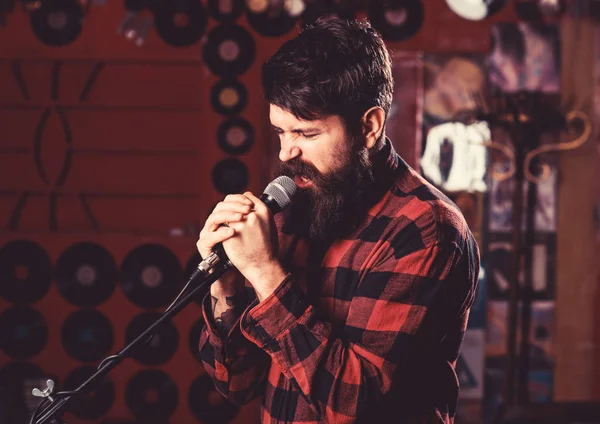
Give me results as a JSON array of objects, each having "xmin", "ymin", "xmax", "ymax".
[{"xmin": 196, "ymin": 176, "xmax": 297, "ymax": 299}]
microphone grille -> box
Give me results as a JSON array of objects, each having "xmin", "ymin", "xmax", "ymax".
[{"xmin": 263, "ymin": 176, "xmax": 297, "ymax": 210}]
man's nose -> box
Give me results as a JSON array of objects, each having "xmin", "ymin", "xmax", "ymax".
[{"xmin": 279, "ymin": 135, "xmax": 301, "ymax": 162}]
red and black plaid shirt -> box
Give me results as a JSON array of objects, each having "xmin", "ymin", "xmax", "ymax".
[{"xmin": 199, "ymin": 140, "xmax": 480, "ymax": 423}]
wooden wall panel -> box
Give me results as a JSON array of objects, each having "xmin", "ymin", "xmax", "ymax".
[{"xmin": 555, "ymin": 14, "xmax": 600, "ymax": 400}]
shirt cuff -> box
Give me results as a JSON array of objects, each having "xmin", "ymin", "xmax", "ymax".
[
  {"xmin": 200, "ymin": 290, "xmax": 248, "ymax": 349},
  {"xmin": 240, "ymin": 274, "xmax": 310, "ymax": 350}
]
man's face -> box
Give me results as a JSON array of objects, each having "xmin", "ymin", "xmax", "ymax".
[{"xmin": 270, "ymin": 104, "xmax": 373, "ymax": 243}]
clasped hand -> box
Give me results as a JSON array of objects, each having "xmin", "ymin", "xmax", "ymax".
[{"xmin": 197, "ymin": 192, "xmax": 287, "ymax": 302}]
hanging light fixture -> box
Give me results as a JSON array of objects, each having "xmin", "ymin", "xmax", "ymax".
[{"xmin": 445, "ymin": 0, "xmax": 506, "ymax": 21}]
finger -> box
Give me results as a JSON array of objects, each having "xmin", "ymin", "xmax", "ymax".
[
  {"xmin": 197, "ymin": 226, "xmax": 235, "ymax": 256},
  {"xmin": 212, "ymin": 201, "xmax": 252, "ymax": 215},
  {"xmin": 243, "ymin": 192, "xmax": 267, "ymax": 214},
  {"xmin": 224, "ymin": 194, "xmax": 254, "ymax": 206},
  {"xmin": 205, "ymin": 211, "xmax": 246, "ymax": 231}
]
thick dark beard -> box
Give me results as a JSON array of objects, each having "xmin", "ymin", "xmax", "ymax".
[{"xmin": 277, "ymin": 141, "xmax": 375, "ymax": 245}]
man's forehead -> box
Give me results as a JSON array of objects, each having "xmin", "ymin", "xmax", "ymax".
[{"xmin": 269, "ymin": 105, "xmax": 336, "ymax": 130}]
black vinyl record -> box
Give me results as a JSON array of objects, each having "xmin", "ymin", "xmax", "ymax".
[
  {"xmin": 212, "ymin": 158, "xmax": 249, "ymax": 194},
  {"xmin": 244, "ymin": 1, "xmax": 297, "ymax": 37},
  {"xmin": 125, "ymin": 369, "xmax": 178, "ymax": 421},
  {"xmin": 301, "ymin": 0, "xmax": 356, "ymax": 27},
  {"xmin": 210, "ymin": 79, "xmax": 248, "ymax": 115},
  {"xmin": 61, "ymin": 308, "xmax": 113, "ymax": 363},
  {"xmin": 120, "ymin": 244, "xmax": 183, "ymax": 309},
  {"xmin": 125, "ymin": 0, "xmax": 157, "ymax": 12},
  {"xmin": 0, "ymin": 306, "xmax": 47, "ymax": 360},
  {"xmin": 188, "ymin": 317, "xmax": 204, "ymax": 362},
  {"xmin": 63, "ymin": 365, "xmax": 115, "ymax": 419},
  {"xmin": 56, "ymin": 242, "xmax": 117, "ymax": 307},
  {"xmin": 203, "ymin": 24, "xmax": 256, "ymax": 77},
  {"xmin": 0, "ymin": 361, "xmax": 47, "ymax": 424},
  {"xmin": 189, "ymin": 373, "xmax": 239, "ymax": 423},
  {"xmin": 217, "ymin": 117, "xmax": 254, "ymax": 155},
  {"xmin": 368, "ymin": 0, "xmax": 424, "ymax": 41},
  {"xmin": 208, "ymin": 0, "xmax": 244, "ymax": 22},
  {"xmin": 30, "ymin": 0, "xmax": 83, "ymax": 47},
  {"xmin": 154, "ymin": 0, "xmax": 207, "ymax": 47},
  {"xmin": 125, "ymin": 312, "xmax": 179, "ymax": 365},
  {"xmin": 0, "ymin": 239, "xmax": 51, "ymax": 304}
]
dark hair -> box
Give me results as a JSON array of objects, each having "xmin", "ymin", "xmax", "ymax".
[{"xmin": 262, "ymin": 16, "xmax": 394, "ymax": 146}]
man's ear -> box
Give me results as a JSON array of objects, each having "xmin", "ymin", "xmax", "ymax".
[{"xmin": 361, "ymin": 107, "xmax": 385, "ymax": 149}]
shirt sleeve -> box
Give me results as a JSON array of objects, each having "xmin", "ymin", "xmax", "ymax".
[
  {"xmin": 239, "ymin": 239, "xmax": 475, "ymax": 421},
  {"xmin": 198, "ymin": 287, "xmax": 271, "ymax": 406}
]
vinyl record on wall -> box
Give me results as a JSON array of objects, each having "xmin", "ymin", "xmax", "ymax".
[
  {"xmin": 63, "ymin": 365, "xmax": 115, "ymax": 420},
  {"xmin": 120, "ymin": 244, "xmax": 183, "ymax": 309},
  {"xmin": 301, "ymin": 0, "xmax": 356, "ymax": 27},
  {"xmin": 212, "ymin": 158, "xmax": 249, "ymax": 194},
  {"xmin": 0, "ymin": 306, "xmax": 48, "ymax": 359},
  {"xmin": 368, "ymin": 0, "xmax": 424, "ymax": 41},
  {"xmin": 217, "ymin": 117, "xmax": 254, "ymax": 155},
  {"xmin": 203, "ymin": 24, "xmax": 256, "ymax": 77},
  {"xmin": 208, "ymin": 0, "xmax": 244, "ymax": 22},
  {"xmin": 0, "ymin": 240, "xmax": 51, "ymax": 304},
  {"xmin": 61, "ymin": 308, "xmax": 114, "ymax": 363},
  {"xmin": 125, "ymin": 369, "xmax": 178, "ymax": 422},
  {"xmin": 125, "ymin": 312, "xmax": 179, "ymax": 365},
  {"xmin": 124, "ymin": 0, "xmax": 155, "ymax": 12},
  {"xmin": 189, "ymin": 373, "xmax": 240, "ymax": 423},
  {"xmin": 211, "ymin": 79, "xmax": 248, "ymax": 115},
  {"xmin": 244, "ymin": 0, "xmax": 297, "ymax": 37},
  {"xmin": 0, "ymin": 361, "xmax": 47, "ymax": 423},
  {"xmin": 55, "ymin": 242, "xmax": 117, "ymax": 307},
  {"xmin": 29, "ymin": 0, "xmax": 84, "ymax": 46},
  {"xmin": 154, "ymin": 0, "xmax": 208, "ymax": 47},
  {"xmin": 188, "ymin": 318, "xmax": 204, "ymax": 362}
]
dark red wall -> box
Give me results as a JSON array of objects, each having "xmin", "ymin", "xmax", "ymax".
[{"xmin": 0, "ymin": 1, "xmax": 521, "ymax": 423}]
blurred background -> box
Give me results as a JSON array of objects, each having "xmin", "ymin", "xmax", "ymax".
[{"xmin": 1, "ymin": 0, "xmax": 599, "ymax": 423}]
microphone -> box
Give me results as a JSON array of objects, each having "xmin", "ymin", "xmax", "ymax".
[{"xmin": 191, "ymin": 175, "xmax": 298, "ymax": 279}]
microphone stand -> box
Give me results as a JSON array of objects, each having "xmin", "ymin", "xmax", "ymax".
[{"xmin": 30, "ymin": 262, "xmax": 231, "ymax": 424}]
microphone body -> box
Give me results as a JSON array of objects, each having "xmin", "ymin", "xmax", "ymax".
[{"xmin": 191, "ymin": 176, "xmax": 297, "ymax": 279}]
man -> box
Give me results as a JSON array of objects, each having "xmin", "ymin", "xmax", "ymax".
[{"xmin": 197, "ymin": 17, "xmax": 479, "ymax": 423}]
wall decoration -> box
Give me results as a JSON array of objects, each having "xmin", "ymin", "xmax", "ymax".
[
  {"xmin": 212, "ymin": 158, "xmax": 250, "ymax": 194},
  {"xmin": 61, "ymin": 308, "xmax": 114, "ymax": 363},
  {"xmin": 29, "ymin": 0, "xmax": 84, "ymax": 47},
  {"xmin": 0, "ymin": 306, "xmax": 48, "ymax": 360},
  {"xmin": 153, "ymin": 0, "xmax": 207, "ymax": 47},
  {"xmin": 217, "ymin": 116, "xmax": 255, "ymax": 155},
  {"xmin": 420, "ymin": 120, "xmax": 489, "ymax": 193},
  {"xmin": 211, "ymin": 79, "xmax": 248, "ymax": 116},
  {"xmin": 208, "ymin": 0, "xmax": 245, "ymax": 22},
  {"xmin": 120, "ymin": 243, "xmax": 184, "ymax": 309},
  {"xmin": 125, "ymin": 369, "xmax": 179, "ymax": 421},
  {"xmin": 55, "ymin": 242, "xmax": 117, "ymax": 307},
  {"xmin": 244, "ymin": 0, "xmax": 297, "ymax": 37},
  {"xmin": 125, "ymin": 311, "xmax": 180, "ymax": 365},
  {"xmin": 0, "ymin": 235, "xmax": 250, "ymax": 423},
  {"xmin": 63, "ymin": 365, "xmax": 115, "ymax": 420},
  {"xmin": 487, "ymin": 22, "xmax": 560, "ymax": 93},
  {"xmin": 445, "ymin": 0, "xmax": 506, "ymax": 21},
  {"xmin": 368, "ymin": 0, "xmax": 424, "ymax": 41},
  {"xmin": 0, "ymin": 240, "xmax": 52, "ymax": 304},
  {"xmin": 203, "ymin": 24, "xmax": 256, "ymax": 77}
]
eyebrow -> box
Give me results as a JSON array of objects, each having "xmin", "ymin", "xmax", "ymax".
[{"xmin": 271, "ymin": 125, "xmax": 322, "ymax": 134}]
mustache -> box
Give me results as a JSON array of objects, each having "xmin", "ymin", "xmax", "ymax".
[{"xmin": 277, "ymin": 158, "xmax": 327, "ymax": 186}]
